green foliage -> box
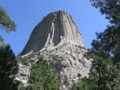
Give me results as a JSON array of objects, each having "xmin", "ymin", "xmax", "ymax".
[
  {"xmin": 90, "ymin": 0, "xmax": 120, "ymax": 25},
  {"xmin": 0, "ymin": 35, "xmax": 4, "ymax": 44},
  {"xmin": 90, "ymin": 0, "xmax": 120, "ymax": 65},
  {"xmin": 0, "ymin": 7, "xmax": 16, "ymax": 32},
  {"xmin": 72, "ymin": 56, "xmax": 120, "ymax": 90},
  {"xmin": 90, "ymin": 1, "xmax": 120, "ymax": 64},
  {"xmin": 0, "ymin": 6, "xmax": 17, "ymax": 90},
  {"xmin": 72, "ymin": 1, "xmax": 120, "ymax": 90},
  {"xmin": 72, "ymin": 78, "xmax": 90, "ymax": 90},
  {"xmin": 28, "ymin": 57, "xmax": 60, "ymax": 90},
  {"xmin": 16, "ymin": 56, "xmax": 29, "ymax": 66},
  {"xmin": 0, "ymin": 44, "xmax": 17, "ymax": 90}
]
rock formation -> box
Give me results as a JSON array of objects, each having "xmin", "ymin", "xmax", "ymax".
[
  {"xmin": 21, "ymin": 11, "xmax": 85, "ymax": 55},
  {"xmin": 14, "ymin": 11, "xmax": 91, "ymax": 90}
]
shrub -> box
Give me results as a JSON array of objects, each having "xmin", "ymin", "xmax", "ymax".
[
  {"xmin": 16, "ymin": 56, "xmax": 29, "ymax": 66},
  {"xmin": 28, "ymin": 57, "xmax": 60, "ymax": 90}
]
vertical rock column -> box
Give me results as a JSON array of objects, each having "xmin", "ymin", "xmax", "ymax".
[{"xmin": 21, "ymin": 11, "xmax": 85, "ymax": 55}]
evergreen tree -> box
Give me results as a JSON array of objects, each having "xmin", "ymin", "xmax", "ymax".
[
  {"xmin": 90, "ymin": 0, "xmax": 120, "ymax": 64},
  {"xmin": 0, "ymin": 6, "xmax": 17, "ymax": 90},
  {"xmin": 72, "ymin": 0, "xmax": 120, "ymax": 90},
  {"xmin": 88, "ymin": 1, "xmax": 120, "ymax": 89},
  {"xmin": 0, "ymin": 6, "xmax": 16, "ymax": 32},
  {"xmin": 0, "ymin": 44, "xmax": 17, "ymax": 90},
  {"xmin": 90, "ymin": 0, "xmax": 120, "ymax": 25},
  {"xmin": 0, "ymin": 6, "xmax": 16, "ymax": 42},
  {"xmin": 27, "ymin": 57, "xmax": 60, "ymax": 90}
]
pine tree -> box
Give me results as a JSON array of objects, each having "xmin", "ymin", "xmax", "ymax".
[
  {"xmin": 27, "ymin": 57, "xmax": 60, "ymax": 90},
  {"xmin": 90, "ymin": 0, "xmax": 120, "ymax": 25},
  {"xmin": 0, "ymin": 6, "xmax": 17, "ymax": 90},
  {"xmin": 0, "ymin": 44, "xmax": 17, "ymax": 90},
  {"xmin": 0, "ymin": 6, "xmax": 16, "ymax": 43},
  {"xmin": 72, "ymin": 1, "xmax": 120, "ymax": 89},
  {"xmin": 90, "ymin": 0, "xmax": 120, "ymax": 64},
  {"xmin": 0, "ymin": 6, "xmax": 16, "ymax": 32}
]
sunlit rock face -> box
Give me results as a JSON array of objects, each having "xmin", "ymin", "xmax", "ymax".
[{"xmin": 21, "ymin": 11, "xmax": 85, "ymax": 55}]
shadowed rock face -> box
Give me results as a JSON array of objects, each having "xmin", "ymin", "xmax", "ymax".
[{"xmin": 21, "ymin": 11, "xmax": 85, "ymax": 55}]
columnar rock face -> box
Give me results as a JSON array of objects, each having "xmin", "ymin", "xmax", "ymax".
[{"xmin": 21, "ymin": 11, "xmax": 85, "ymax": 55}]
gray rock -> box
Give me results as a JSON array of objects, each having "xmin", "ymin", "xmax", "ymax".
[
  {"xmin": 21, "ymin": 11, "xmax": 85, "ymax": 55},
  {"xmin": 15, "ymin": 11, "xmax": 92, "ymax": 90},
  {"xmin": 41, "ymin": 43, "xmax": 91, "ymax": 90},
  {"xmin": 14, "ymin": 63, "xmax": 30, "ymax": 87}
]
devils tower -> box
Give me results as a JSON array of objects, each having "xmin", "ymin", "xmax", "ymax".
[
  {"xmin": 21, "ymin": 11, "xmax": 85, "ymax": 55},
  {"xmin": 15, "ymin": 11, "xmax": 91, "ymax": 90}
]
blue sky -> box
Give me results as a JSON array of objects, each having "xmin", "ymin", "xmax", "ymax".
[{"xmin": 0, "ymin": 0, "xmax": 109, "ymax": 55}]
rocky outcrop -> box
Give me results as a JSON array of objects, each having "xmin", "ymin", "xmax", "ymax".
[
  {"xmin": 14, "ymin": 63, "xmax": 30, "ymax": 87},
  {"xmin": 41, "ymin": 43, "xmax": 91, "ymax": 90},
  {"xmin": 14, "ymin": 43, "xmax": 91, "ymax": 90},
  {"xmin": 21, "ymin": 11, "xmax": 85, "ymax": 55},
  {"xmin": 15, "ymin": 11, "xmax": 92, "ymax": 90}
]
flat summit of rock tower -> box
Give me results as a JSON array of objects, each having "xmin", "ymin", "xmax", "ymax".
[{"xmin": 21, "ymin": 10, "xmax": 85, "ymax": 55}]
